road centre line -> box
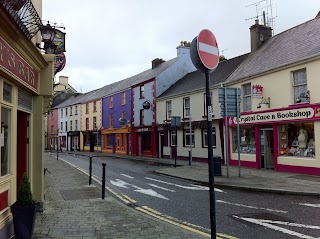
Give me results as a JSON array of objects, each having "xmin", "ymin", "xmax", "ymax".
[
  {"xmin": 217, "ymin": 200, "xmax": 287, "ymax": 213},
  {"xmin": 299, "ymin": 203, "xmax": 320, "ymax": 208},
  {"xmin": 148, "ymin": 183, "xmax": 176, "ymax": 192},
  {"xmin": 145, "ymin": 177, "xmax": 212, "ymax": 191}
]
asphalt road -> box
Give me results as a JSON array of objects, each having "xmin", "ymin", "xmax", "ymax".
[{"xmin": 57, "ymin": 153, "xmax": 320, "ymax": 239}]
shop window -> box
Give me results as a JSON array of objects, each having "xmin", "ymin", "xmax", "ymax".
[
  {"xmin": 279, "ymin": 122, "xmax": 315, "ymax": 157},
  {"xmin": 166, "ymin": 101, "xmax": 172, "ymax": 120},
  {"xmin": 202, "ymin": 128, "xmax": 216, "ymax": 148},
  {"xmin": 107, "ymin": 134, "xmax": 113, "ymax": 146},
  {"xmin": 84, "ymin": 135, "xmax": 90, "ymax": 146},
  {"xmin": 232, "ymin": 126, "xmax": 255, "ymax": 154},
  {"xmin": 184, "ymin": 129, "xmax": 194, "ymax": 147},
  {"xmin": 1, "ymin": 108, "xmax": 11, "ymax": 176},
  {"xmin": 242, "ymin": 83, "xmax": 251, "ymax": 112},
  {"xmin": 183, "ymin": 97, "xmax": 190, "ymax": 118},
  {"xmin": 141, "ymin": 132, "xmax": 151, "ymax": 151},
  {"xmin": 95, "ymin": 134, "xmax": 101, "ymax": 146},
  {"xmin": 170, "ymin": 131, "xmax": 177, "ymax": 146},
  {"xmin": 3, "ymin": 82, "xmax": 12, "ymax": 103},
  {"xmin": 293, "ymin": 69, "xmax": 308, "ymax": 103}
]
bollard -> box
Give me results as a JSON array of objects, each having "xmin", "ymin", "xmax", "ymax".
[
  {"xmin": 102, "ymin": 163, "xmax": 106, "ymax": 199},
  {"xmin": 57, "ymin": 145, "xmax": 59, "ymax": 160},
  {"xmin": 89, "ymin": 156, "xmax": 93, "ymax": 186}
]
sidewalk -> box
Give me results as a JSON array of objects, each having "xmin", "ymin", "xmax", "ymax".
[
  {"xmin": 59, "ymin": 150, "xmax": 320, "ymax": 196},
  {"xmin": 33, "ymin": 154, "xmax": 208, "ymax": 239}
]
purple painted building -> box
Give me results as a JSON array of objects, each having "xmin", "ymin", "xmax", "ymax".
[{"xmin": 101, "ymin": 89, "xmax": 132, "ymax": 154}]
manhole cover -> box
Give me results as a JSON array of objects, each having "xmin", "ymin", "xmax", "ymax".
[{"xmin": 60, "ymin": 188, "xmax": 100, "ymax": 200}]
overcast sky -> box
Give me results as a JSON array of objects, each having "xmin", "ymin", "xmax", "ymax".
[{"xmin": 43, "ymin": 0, "xmax": 320, "ymax": 93}]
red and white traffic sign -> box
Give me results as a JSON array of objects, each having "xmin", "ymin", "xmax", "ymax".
[{"xmin": 197, "ymin": 29, "xmax": 219, "ymax": 70}]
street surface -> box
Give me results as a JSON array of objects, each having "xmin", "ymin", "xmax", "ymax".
[{"xmin": 56, "ymin": 153, "xmax": 320, "ymax": 239}]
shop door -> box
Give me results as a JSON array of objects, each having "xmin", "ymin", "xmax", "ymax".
[
  {"xmin": 17, "ymin": 111, "xmax": 29, "ymax": 189},
  {"xmin": 260, "ymin": 129, "xmax": 274, "ymax": 169},
  {"xmin": 159, "ymin": 132, "xmax": 164, "ymax": 158}
]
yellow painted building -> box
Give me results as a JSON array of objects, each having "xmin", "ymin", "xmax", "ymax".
[
  {"xmin": 0, "ymin": 0, "xmax": 55, "ymax": 237},
  {"xmin": 224, "ymin": 16, "xmax": 320, "ymax": 175}
]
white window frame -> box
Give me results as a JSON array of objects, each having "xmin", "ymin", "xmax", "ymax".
[
  {"xmin": 184, "ymin": 129, "xmax": 194, "ymax": 147},
  {"xmin": 170, "ymin": 130, "xmax": 177, "ymax": 146},
  {"xmin": 70, "ymin": 121, "xmax": 73, "ymax": 131},
  {"xmin": 242, "ymin": 83, "xmax": 251, "ymax": 112},
  {"xmin": 293, "ymin": 69, "xmax": 308, "ymax": 103},
  {"xmin": 202, "ymin": 128, "xmax": 216, "ymax": 148},
  {"xmin": 166, "ymin": 101, "xmax": 172, "ymax": 120},
  {"xmin": 183, "ymin": 97, "xmax": 190, "ymax": 118}
]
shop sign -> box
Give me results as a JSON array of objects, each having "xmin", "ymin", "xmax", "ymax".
[
  {"xmin": 137, "ymin": 128, "xmax": 149, "ymax": 132},
  {"xmin": 229, "ymin": 106, "xmax": 320, "ymax": 126},
  {"xmin": 0, "ymin": 37, "xmax": 38, "ymax": 91},
  {"xmin": 53, "ymin": 29, "xmax": 66, "ymax": 54},
  {"xmin": 252, "ymin": 85, "xmax": 263, "ymax": 98}
]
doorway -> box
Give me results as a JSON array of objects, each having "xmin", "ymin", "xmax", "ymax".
[
  {"xmin": 17, "ymin": 111, "xmax": 29, "ymax": 190},
  {"xmin": 260, "ymin": 128, "xmax": 274, "ymax": 169}
]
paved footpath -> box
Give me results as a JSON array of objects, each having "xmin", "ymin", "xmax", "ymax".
[{"xmin": 33, "ymin": 154, "xmax": 209, "ymax": 239}]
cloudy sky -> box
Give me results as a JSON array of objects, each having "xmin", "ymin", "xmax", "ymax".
[{"xmin": 43, "ymin": 0, "xmax": 320, "ymax": 93}]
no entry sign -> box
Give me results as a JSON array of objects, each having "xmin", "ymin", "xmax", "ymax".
[
  {"xmin": 197, "ymin": 29, "xmax": 219, "ymax": 70},
  {"xmin": 190, "ymin": 29, "xmax": 219, "ymax": 72}
]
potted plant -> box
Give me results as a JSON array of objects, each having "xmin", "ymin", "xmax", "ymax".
[{"xmin": 10, "ymin": 173, "xmax": 36, "ymax": 239}]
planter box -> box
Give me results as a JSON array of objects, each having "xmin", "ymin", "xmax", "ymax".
[{"xmin": 10, "ymin": 203, "xmax": 36, "ymax": 239}]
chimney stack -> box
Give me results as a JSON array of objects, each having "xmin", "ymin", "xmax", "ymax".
[
  {"xmin": 152, "ymin": 58, "xmax": 165, "ymax": 69},
  {"xmin": 250, "ymin": 19, "xmax": 273, "ymax": 52}
]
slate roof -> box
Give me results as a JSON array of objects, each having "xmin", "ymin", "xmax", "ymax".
[
  {"xmin": 157, "ymin": 53, "xmax": 249, "ymax": 99},
  {"xmin": 79, "ymin": 58, "xmax": 178, "ymax": 103},
  {"xmin": 226, "ymin": 16, "xmax": 320, "ymax": 83}
]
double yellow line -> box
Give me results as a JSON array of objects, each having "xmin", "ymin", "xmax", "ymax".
[{"xmin": 106, "ymin": 187, "xmax": 238, "ymax": 239}]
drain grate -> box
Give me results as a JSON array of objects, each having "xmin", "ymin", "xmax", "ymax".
[{"xmin": 60, "ymin": 188, "xmax": 100, "ymax": 200}]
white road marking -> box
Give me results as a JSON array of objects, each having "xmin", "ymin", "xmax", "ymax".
[
  {"xmin": 145, "ymin": 177, "xmax": 221, "ymax": 191},
  {"xmin": 120, "ymin": 174, "xmax": 134, "ymax": 179},
  {"xmin": 217, "ymin": 200, "xmax": 287, "ymax": 213},
  {"xmin": 255, "ymin": 219, "xmax": 320, "ymax": 230},
  {"xmin": 299, "ymin": 203, "xmax": 320, "ymax": 208},
  {"xmin": 148, "ymin": 183, "xmax": 176, "ymax": 192},
  {"xmin": 110, "ymin": 179, "xmax": 168, "ymax": 200},
  {"xmin": 233, "ymin": 216, "xmax": 319, "ymax": 239},
  {"xmin": 110, "ymin": 179, "xmax": 129, "ymax": 189}
]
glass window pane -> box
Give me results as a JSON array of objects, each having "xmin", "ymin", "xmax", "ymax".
[
  {"xmin": 3, "ymin": 83, "xmax": 12, "ymax": 103},
  {"xmin": 1, "ymin": 108, "xmax": 11, "ymax": 176}
]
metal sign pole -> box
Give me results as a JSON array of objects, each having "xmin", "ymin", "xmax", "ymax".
[
  {"xmin": 224, "ymin": 87, "xmax": 229, "ymax": 178},
  {"xmin": 237, "ymin": 88, "xmax": 241, "ymax": 177},
  {"xmin": 205, "ymin": 70, "xmax": 216, "ymax": 238}
]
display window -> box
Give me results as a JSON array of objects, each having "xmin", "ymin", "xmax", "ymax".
[
  {"xmin": 1, "ymin": 107, "xmax": 11, "ymax": 176},
  {"xmin": 279, "ymin": 122, "xmax": 315, "ymax": 157},
  {"xmin": 232, "ymin": 126, "xmax": 256, "ymax": 154}
]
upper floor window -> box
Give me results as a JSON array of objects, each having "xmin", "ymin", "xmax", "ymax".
[
  {"xmin": 293, "ymin": 69, "xmax": 308, "ymax": 103},
  {"xmin": 122, "ymin": 111, "xmax": 126, "ymax": 120},
  {"xmin": 166, "ymin": 101, "xmax": 172, "ymax": 120},
  {"xmin": 86, "ymin": 118, "xmax": 89, "ymax": 130},
  {"xmin": 93, "ymin": 116, "xmax": 97, "ymax": 130},
  {"xmin": 60, "ymin": 109, "xmax": 63, "ymax": 117},
  {"xmin": 75, "ymin": 105, "xmax": 78, "ymax": 115},
  {"xmin": 93, "ymin": 101, "xmax": 97, "ymax": 112},
  {"xmin": 140, "ymin": 109, "xmax": 144, "ymax": 125},
  {"xmin": 242, "ymin": 83, "xmax": 251, "ymax": 112},
  {"xmin": 122, "ymin": 92, "xmax": 126, "ymax": 105},
  {"xmin": 3, "ymin": 82, "xmax": 12, "ymax": 103},
  {"xmin": 109, "ymin": 97, "xmax": 113, "ymax": 108},
  {"xmin": 70, "ymin": 106, "xmax": 73, "ymax": 116},
  {"xmin": 70, "ymin": 121, "xmax": 73, "ymax": 131},
  {"xmin": 86, "ymin": 103, "xmax": 89, "ymax": 114},
  {"xmin": 140, "ymin": 85, "xmax": 144, "ymax": 98},
  {"xmin": 65, "ymin": 121, "xmax": 68, "ymax": 131},
  {"xmin": 60, "ymin": 122, "xmax": 63, "ymax": 130},
  {"xmin": 51, "ymin": 125, "xmax": 54, "ymax": 134},
  {"xmin": 110, "ymin": 114, "xmax": 113, "ymax": 128},
  {"xmin": 75, "ymin": 120, "xmax": 78, "ymax": 131},
  {"xmin": 183, "ymin": 97, "xmax": 190, "ymax": 118},
  {"xmin": 65, "ymin": 107, "xmax": 68, "ymax": 116}
]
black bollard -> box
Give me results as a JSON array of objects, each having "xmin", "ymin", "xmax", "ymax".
[
  {"xmin": 102, "ymin": 163, "xmax": 106, "ymax": 199},
  {"xmin": 89, "ymin": 156, "xmax": 92, "ymax": 186}
]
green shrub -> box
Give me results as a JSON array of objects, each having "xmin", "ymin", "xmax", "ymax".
[{"xmin": 17, "ymin": 174, "xmax": 34, "ymax": 205}]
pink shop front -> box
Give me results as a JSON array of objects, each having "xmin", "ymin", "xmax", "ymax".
[{"xmin": 227, "ymin": 104, "xmax": 320, "ymax": 175}]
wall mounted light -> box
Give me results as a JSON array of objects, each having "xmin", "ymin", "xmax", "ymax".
[
  {"xmin": 257, "ymin": 97, "xmax": 270, "ymax": 109},
  {"xmin": 296, "ymin": 91, "xmax": 310, "ymax": 103}
]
